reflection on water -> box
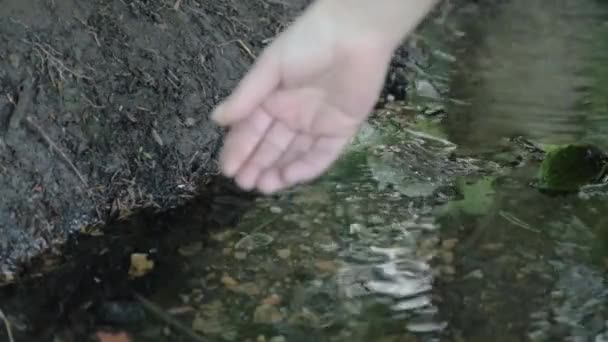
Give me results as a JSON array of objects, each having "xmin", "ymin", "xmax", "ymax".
[{"xmin": 444, "ymin": 0, "xmax": 608, "ymax": 150}]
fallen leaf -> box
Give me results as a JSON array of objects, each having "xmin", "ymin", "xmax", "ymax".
[{"xmin": 128, "ymin": 253, "xmax": 154, "ymax": 278}]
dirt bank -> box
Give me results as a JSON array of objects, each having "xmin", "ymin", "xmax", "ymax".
[{"xmin": 0, "ymin": 0, "xmax": 310, "ymax": 274}]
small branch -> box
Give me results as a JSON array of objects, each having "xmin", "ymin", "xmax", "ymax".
[
  {"xmin": 133, "ymin": 293, "xmax": 207, "ymax": 342},
  {"xmin": 24, "ymin": 116, "xmax": 88, "ymax": 187},
  {"xmin": 0, "ymin": 308, "xmax": 15, "ymax": 342}
]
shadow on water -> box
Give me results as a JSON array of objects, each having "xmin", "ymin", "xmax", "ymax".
[{"xmin": 2, "ymin": 0, "xmax": 608, "ymax": 341}]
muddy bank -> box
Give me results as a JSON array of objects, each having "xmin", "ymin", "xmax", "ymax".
[{"xmin": 0, "ymin": 0, "xmax": 310, "ymax": 273}]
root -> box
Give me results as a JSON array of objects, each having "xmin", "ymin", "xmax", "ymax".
[
  {"xmin": 24, "ymin": 116, "xmax": 88, "ymax": 187},
  {"xmin": 24, "ymin": 36, "xmax": 92, "ymax": 87}
]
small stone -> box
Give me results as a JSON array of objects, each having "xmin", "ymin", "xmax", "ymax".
[
  {"xmin": 314, "ymin": 260, "xmax": 338, "ymax": 273},
  {"xmin": 222, "ymin": 248, "xmax": 232, "ymax": 256},
  {"xmin": 269, "ymin": 337, "xmax": 286, "ymax": 342},
  {"xmin": 481, "ymin": 243, "xmax": 504, "ymax": 251},
  {"xmin": 262, "ymin": 294, "xmax": 282, "ymax": 306},
  {"xmin": 184, "ymin": 117, "xmax": 196, "ymax": 127},
  {"xmin": 8, "ymin": 54, "xmax": 20, "ymax": 68},
  {"xmin": 299, "ymin": 245, "xmax": 312, "ymax": 253},
  {"xmin": 221, "ymin": 274, "xmax": 239, "ymax": 287},
  {"xmin": 441, "ymin": 238, "xmax": 458, "ymax": 250},
  {"xmin": 269, "ymin": 206, "xmax": 282, "ymax": 214},
  {"xmin": 415, "ymin": 79, "xmax": 441, "ymax": 100},
  {"xmin": 277, "ymin": 249, "xmax": 291, "ymax": 259},
  {"xmin": 256, "ymin": 336, "xmax": 267, "ymax": 342},
  {"xmin": 349, "ymin": 223, "xmax": 364, "ymax": 234},
  {"xmin": 464, "ymin": 269, "xmax": 483, "ymax": 279},
  {"xmin": 253, "ymin": 304, "xmax": 284, "ymax": 324},
  {"xmin": 386, "ymin": 94, "xmax": 396, "ymax": 102},
  {"xmin": 231, "ymin": 282, "xmax": 260, "ymax": 296},
  {"xmin": 234, "ymin": 251, "xmax": 247, "ymax": 260}
]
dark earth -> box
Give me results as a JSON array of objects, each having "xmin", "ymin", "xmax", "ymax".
[
  {"xmin": 0, "ymin": 0, "xmax": 441, "ymax": 340},
  {"xmin": 0, "ymin": 0, "xmax": 314, "ymax": 275}
]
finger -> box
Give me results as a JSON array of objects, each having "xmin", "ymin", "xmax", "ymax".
[
  {"xmin": 218, "ymin": 108, "xmax": 273, "ymax": 177},
  {"xmin": 281, "ymin": 136, "xmax": 349, "ymax": 185},
  {"xmin": 264, "ymin": 89, "xmax": 361, "ymax": 135},
  {"xmin": 212, "ymin": 52, "xmax": 281, "ymax": 126},
  {"xmin": 234, "ymin": 120, "xmax": 296, "ymax": 190},
  {"xmin": 256, "ymin": 168, "xmax": 283, "ymax": 194},
  {"xmin": 276, "ymin": 133, "xmax": 315, "ymax": 168},
  {"xmin": 256, "ymin": 134, "xmax": 314, "ymax": 193}
]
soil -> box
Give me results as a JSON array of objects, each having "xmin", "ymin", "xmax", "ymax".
[{"xmin": 0, "ymin": 0, "xmax": 309, "ymax": 274}]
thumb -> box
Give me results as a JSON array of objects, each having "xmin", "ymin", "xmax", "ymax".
[{"xmin": 212, "ymin": 51, "xmax": 280, "ymax": 126}]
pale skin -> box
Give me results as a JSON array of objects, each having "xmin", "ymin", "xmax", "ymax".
[{"xmin": 212, "ymin": 0, "xmax": 439, "ymax": 194}]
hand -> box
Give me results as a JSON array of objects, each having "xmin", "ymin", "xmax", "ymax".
[{"xmin": 212, "ymin": 2, "xmax": 409, "ymax": 194}]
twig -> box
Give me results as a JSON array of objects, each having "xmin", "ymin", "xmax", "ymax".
[
  {"xmin": 24, "ymin": 116, "xmax": 88, "ymax": 186},
  {"xmin": 173, "ymin": 0, "xmax": 182, "ymax": 11},
  {"xmin": 499, "ymin": 210, "xmax": 540, "ymax": 233},
  {"xmin": 0, "ymin": 308, "xmax": 15, "ymax": 342},
  {"xmin": 236, "ymin": 39, "xmax": 256, "ymax": 60},
  {"xmin": 133, "ymin": 293, "xmax": 207, "ymax": 342}
]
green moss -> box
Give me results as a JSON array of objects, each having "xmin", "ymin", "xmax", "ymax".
[
  {"xmin": 441, "ymin": 176, "xmax": 496, "ymax": 216},
  {"xmin": 538, "ymin": 144, "xmax": 607, "ymax": 192}
]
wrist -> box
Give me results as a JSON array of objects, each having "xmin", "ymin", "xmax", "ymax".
[{"xmin": 310, "ymin": 0, "xmax": 439, "ymax": 50}]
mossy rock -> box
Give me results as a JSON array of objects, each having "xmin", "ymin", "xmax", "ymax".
[{"xmin": 538, "ymin": 144, "xmax": 607, "ymax": 192}]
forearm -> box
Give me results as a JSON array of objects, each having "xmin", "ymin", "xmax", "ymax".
[{"xmin": 310, "ymin": 0, "xmax": 439, "ymax": 49}]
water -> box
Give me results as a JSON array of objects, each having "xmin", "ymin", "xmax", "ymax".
[
  {"xmin": 126, "ymin": 0, "xmax": 608, "ymax": 341},
  {"xmin": 3, "ymin": 0, "xmax": 608, "ymax": 341}
]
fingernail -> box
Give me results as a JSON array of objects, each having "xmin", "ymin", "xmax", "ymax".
[{"xmin": 211, "ymin": 103, "xmax": 225, "ymax": 124}]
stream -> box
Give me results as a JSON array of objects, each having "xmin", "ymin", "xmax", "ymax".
[{"xmin": 2, "ymin": 0, "xmax": 608, "ymax": 341}]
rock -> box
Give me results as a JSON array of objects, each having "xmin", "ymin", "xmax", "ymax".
[
  {"xmin": 230, "ymin": 282, "xmax": 260, "ymax": 296},
  {"xmin": 415, "ymin": 79, "xmax": 441, "ymax": 100},
  {"xmin": 276, "ymin": 248, "xmax": 291, "ymax": 259},
  {"xmin": 314, "ymin": 260, "xmax": 338, "ymax": 273},
  {"xmin": 262, "ymin": 294, "xmax": 282, "ymax": 306},
  {"xmin": 234, "ymin": 251, "xmax": 247, "ymax": 260},
  {"xmin": 253, "ymin": 304, "xmax": 284, "ymax": 324},
  {"xmin": 441, "ymin": 238, "xmax": 458, "ymax": 250},
  {"xmin": 464, "ymin": 269, "xmax": 484, "ymax": 279},
  {"xmin": 269, "ymin": 206, "xmax": 282, "ymax": 214},
  {"xmin": 269, "ymin": 336, "xmax": 286, "ymax": 342},
  {"xmin": 221, "ymin": 274, "xmax": 239, "ymax": 287},
  {"xmin": 538, "ymin": 144, "xmax": 607, "ymax": 192},
  {"xmin": 235, "ymin": 233, "xmax": 274, "ymax": 251}
]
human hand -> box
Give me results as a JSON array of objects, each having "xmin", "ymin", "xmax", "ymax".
[{"xmin": 212, "ymin": 0, "xmax": 435, "ymax": 194}]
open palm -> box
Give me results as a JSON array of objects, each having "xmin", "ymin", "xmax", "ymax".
[{"xmin": 212, "ymin": 10, "xmax": 395, "ymax": 194}]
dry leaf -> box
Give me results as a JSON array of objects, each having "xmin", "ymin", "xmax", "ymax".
[{"xmin": 128, "ymin": 253, "xmax": 154, "ymax": 278}]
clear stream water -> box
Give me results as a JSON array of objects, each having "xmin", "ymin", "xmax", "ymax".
[{"xmin": 125, "ymin": 1, "xmax": 608, "ymax": 341}]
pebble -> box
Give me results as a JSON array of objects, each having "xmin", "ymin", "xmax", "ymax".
[
  {"xmin": 234, "ymin": 251, "xmax": 247, "ymax": 260},
  {"xmin": 441, "ymin": 238, "xmax": 458, "ymax": 250},
  {"xmin": 463, "ymin": 269, "xmax": 484, "ymax": 279},
  {"xmin": 277, "ymin": 248, "xmax": 291, "ymax": 259},
  {"xmin": 262, "ymin": 294, "xmax": 282, "ymax": 306},
  {"xmin": 481, "ymin": 243, "xmax": 504, "ymax": 251},
  {"xmin": 270, "ymin": 206, "xmax": 282, "ymax": 214},
  {"xmin": 253, "ymin": 304, "xmax": 284, "ymax": 324},
  {"xmin": 315, "ymin": 260, "xmax": 338, "ymax": 273},
  {"xmin": 221, "ymin": 274, "xmax": 238, "ymax": 287},
  {"xmin": 269, "ymin": 337, "xmax": 286, "ymax": 342}
]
